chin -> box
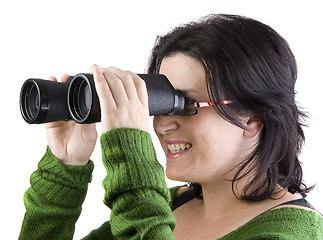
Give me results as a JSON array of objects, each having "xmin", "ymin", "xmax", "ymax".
[{"xmin": 165, "ymin": 167, "xmax": 192, "ymax": 183}]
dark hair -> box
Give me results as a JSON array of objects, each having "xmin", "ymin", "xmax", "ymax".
[{"xmin": 147, "ymin": 14, "xmax": 312, "ymax": 201}]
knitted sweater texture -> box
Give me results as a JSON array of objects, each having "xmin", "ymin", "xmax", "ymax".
[
  {"xmin": 19, "ymin": 128, "xmax": 175, "ymax": 239},
  {"xmin": 19, "ymin": 128, "xmax": 323, "ymax": 239}
]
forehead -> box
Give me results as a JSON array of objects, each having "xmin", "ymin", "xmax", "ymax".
[{"xmin": 159, "ymin": 53, "xmax": 208, "ymax": 97}]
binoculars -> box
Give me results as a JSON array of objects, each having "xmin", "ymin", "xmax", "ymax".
[{"xmin": 20, "ymin": 73, "xmax": 186, "ymax": 124}]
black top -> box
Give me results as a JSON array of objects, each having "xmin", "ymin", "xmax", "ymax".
[
  {"xmin": 172, "ymin": 188, "xmax": 196, "ymax": 211},
  {"xmin": 172, "ymin": 188, "xmax": 316, "ymax": 212}
]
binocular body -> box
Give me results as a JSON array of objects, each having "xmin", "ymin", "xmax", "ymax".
[{"xmin": 20, "ymin": 73, "xmax": 185, "ymax": 124}]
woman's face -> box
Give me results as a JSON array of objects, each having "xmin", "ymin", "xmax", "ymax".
[{"xmin": 153, "ymin": 53, "xmax": 254, "ymax": 184}]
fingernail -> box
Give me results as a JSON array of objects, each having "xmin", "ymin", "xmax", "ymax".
[
  {"xmin": 96, "ymin": 66, "xmax": 102, "ymax": 74},
  {"xmin": 91, "ymin": 64, "xmax": 100, "ymax": 74}
]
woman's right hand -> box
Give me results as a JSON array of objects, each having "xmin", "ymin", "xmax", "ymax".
[{"xmin": 45, "ymin": 74, "xmax": 98, "ymax": 166}]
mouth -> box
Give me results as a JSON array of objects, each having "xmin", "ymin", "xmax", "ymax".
[{"xmin": 167, "ymin": 143, "xmax": 192, "ymax": 154}]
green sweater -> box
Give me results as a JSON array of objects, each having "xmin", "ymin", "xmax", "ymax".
[{"xmin": 19, "ymin": 128, "xmax": 323, "ymax": 239}]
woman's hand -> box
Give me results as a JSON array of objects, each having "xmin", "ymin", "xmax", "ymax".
[
  {"xmin": 45, "ymin": 74, "xmax": 98, "ymax": 166},
  {"xmin": 91, "ymin": 65, "xmax": 149, "ymax": 134}
]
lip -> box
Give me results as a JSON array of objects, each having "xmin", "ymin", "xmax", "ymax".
[
  {"xmin": 166, "ymin": 148, "xmax": 190, "ymax": 159},
  {"xmin": 164, "ymin": 139, "xmax": 192, "ymax": 159}
]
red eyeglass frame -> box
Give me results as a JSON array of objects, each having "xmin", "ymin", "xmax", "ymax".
[
  {"xmin": 194, "ymin": 99, "xmax": 233, "ymax": 108},
  {"xmin": 180, "ymin": 98, "xmax": 233, "ymax": 116}
]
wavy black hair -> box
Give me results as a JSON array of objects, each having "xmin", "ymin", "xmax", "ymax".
[{"xmin": 147, "ymin": 14, "xmax": 312, "ymax": 201}]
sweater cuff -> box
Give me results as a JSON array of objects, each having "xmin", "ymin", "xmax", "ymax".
[
  {"xmin": 100, "ymin": 128, "xmax": 169, "ymax": 208},
  {"xmin": 29, "ymin": 146, "xmax": 94, "ymax": 208}
]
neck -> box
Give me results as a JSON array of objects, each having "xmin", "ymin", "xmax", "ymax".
[
  {"xmin": 198, "ymin": 180, "xmax": 248, "ymax": 220},
  {"xmin": 197, "ymin": 179, "xmax": 293, "ymax": 222}
]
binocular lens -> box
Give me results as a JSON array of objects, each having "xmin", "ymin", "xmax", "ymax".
[
  {"xmin": 21, "ymin": 81, "xmax": 40, "ymax": 122},
  {"xmin": 69, "ymin": 79, "xmax": 90, "ymax": 120},
  {"xmin": 83, "ymin": 84, "xmax": 91, "ymax": 113},
  {"xmin": 67, "ymin": 74, "xmax": 99, "ymax": 123}
]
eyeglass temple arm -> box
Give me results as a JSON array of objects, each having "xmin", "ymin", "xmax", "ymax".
[{"xmin": 194, "ymin": 100, "xmax": 233, "ymax": 108}]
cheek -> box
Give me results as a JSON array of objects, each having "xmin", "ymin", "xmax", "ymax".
[{"xmin": 194, "ymin": 120, "xmax": 246, "ymax": 171}]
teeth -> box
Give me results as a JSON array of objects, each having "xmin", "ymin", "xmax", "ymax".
[
  {"xmin": 180, "ymin": 143, "xmax": 185, "ymax": 150},
  {"xmin": 167, "ymin": 143, "xmax": 192, "ymax": 153}
]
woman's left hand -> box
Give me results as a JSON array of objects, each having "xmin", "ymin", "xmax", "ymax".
[{"xmin": 91, "ymin": 65, "xmax": 150, "ymax": 134}]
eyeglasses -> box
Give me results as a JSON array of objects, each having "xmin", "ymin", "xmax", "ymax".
[{"xmin": 180, "ymin": 98, "xmax": 233, "ymax": 116}]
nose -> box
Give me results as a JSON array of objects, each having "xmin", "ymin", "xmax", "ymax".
[{"xmin": 153, "ymin": 115, "xmax": 180, "ymax": 135}]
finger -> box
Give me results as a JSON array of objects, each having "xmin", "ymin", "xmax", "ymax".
[
  {"xmin": 48, "ymin": 76, "xmax": 57, "ymax": 82},
  {"xmin": 100, "ymin": 67, "xmax": 129, "ymax": 107},
  {"xmin": 91, "ymin": 65, "xmax": 115, "ymax": 109},
  {"xmin": 48, "ymin": 74, "xmax": 70, "ymax": 83},
  {"xmin": 107, "ymin": 67, "xmax": 138, "ymax": 101},
  {"xmin": 126, "ymin": 71, "xmax": 148, "ymax": 106},
  {"xmin": 61, "ymin": 74, "xmax": 70, "ymax": 83}
]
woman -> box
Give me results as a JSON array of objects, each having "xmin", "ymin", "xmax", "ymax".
[{"xmin": 19, "ymin": 14, "xmax": 322, "ymax": 239}]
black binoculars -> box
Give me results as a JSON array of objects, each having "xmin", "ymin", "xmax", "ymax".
[{"xmin": 20, "ymin": 73, "xmax": 186, "ymax": 124}]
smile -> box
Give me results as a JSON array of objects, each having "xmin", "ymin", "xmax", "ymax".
[{"xmin": 167, "ymin": 143, "xmax": 192, "ymax": 153}]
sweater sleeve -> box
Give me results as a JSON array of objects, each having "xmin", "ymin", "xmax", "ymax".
[
  {"xmin": 100, "ymin": 128, "xmax": 176, "ymax": 239},
  {"xmin": 19, "ymin": 146, "xmax": 94, "ymax": 240}
]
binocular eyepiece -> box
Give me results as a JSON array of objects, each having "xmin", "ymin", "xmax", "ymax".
[{"xmin": 20, "ymin": 73, "xmax": 185, "ymax": 124}]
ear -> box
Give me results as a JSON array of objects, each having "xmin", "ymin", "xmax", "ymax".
[{"xmin": 243, "ymin": 115, "xmax": 263, "ymax": 138}]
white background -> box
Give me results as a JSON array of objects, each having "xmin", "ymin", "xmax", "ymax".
[{"xmin": 0, "ymin": 0, "xmax": 322, "ymax": 239}]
